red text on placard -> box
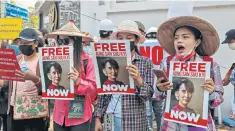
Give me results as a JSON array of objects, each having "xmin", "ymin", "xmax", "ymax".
[
  {"xmin": 173, "ymin": 62, "xmax": 206, "ymax": 72},
  {"xmin": 94, "ymin": 43, "xmax": 125, "ymax": 52},
  {"xmin": 139, "ymin": 46, "xmax": 163, "ymax": 65},
  {"xmin": 42, "ymin": 47, "xmax": 69, "ymax": 56}
]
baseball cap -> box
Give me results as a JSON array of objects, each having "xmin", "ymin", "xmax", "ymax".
[
  {"xmin": 18, "ymin": 28, "xmax": 39, "ymax": 41},
  {"xmin": 222, "ymin": 29, "xmax": 235, "ymax": 44},
  {"xmin": 135, "ymin": 21, "xmax": 145, "ymax": 32}
]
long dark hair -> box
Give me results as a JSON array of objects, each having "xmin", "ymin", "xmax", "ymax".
[{"xmin": 70, "ymin": 36, "xmax": 83, "ymax": 71}]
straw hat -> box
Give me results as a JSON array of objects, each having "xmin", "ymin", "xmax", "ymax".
[
  {"xmin": 47, "ymin": 20, "xmax": 85, "ymax": 38},
  {"xmin": 111, "ymin": 20, "xmax": 145, "ymax": 43},
  {"xmin": 82, "ymin": 32, "xmax": 94, "ymax": 42},
  {"xmin": 157, "ymin": 16, "xmax": 220, "ymax": 56}
]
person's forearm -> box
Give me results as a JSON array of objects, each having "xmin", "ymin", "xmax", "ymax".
[{"xmin": 136, "ymin": 76, "xmax": 143, "ymax": 88}]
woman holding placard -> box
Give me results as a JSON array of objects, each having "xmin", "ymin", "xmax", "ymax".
[{"xmin": 155, "ymin": 16, "xmax": 224, "ymax": 131}]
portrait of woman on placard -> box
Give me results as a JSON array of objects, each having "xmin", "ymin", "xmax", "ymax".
[{"xmin": 171, "ymin": 77, "xmax": 196, "ymax": 114}]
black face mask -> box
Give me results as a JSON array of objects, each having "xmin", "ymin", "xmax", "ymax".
[
  {"xmin": 130, "ymin": 41, "xmax": 140, "ymax": 55},
  {"xmin": 45, "ymin": 39, "xmax": 49, "ymax": 45},
  {"xmin": 19, "ymin": 45, "xmax": 35, "ymax": 56},
  {"xmin": 130, "ymin": 41, "xmax": 136, "ymax": 51}
]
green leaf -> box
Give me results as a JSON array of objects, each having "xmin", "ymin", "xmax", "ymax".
[
  {"xmin": 17, "ymin": 105, "xmax": 24, "ymax": 113},
  {"xmin": 31, "ymin": 100, "xmax": 37, "ymax": 104},
  {"xmin": 16, "ymin": 98, "xmax": 23, "ymax": 105},
  {"xmin": 37, "ymin": 105, "xmax": 44, "ymax": 112},
  {"xmin": 27, "ymin": 108, "xmax": 39, "ymax": 116}
]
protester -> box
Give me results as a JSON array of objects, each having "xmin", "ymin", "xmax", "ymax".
[
  {"xmin": 39, "ymin": 28, "xmax": 49, "ymax": 46},
  {"xmin": 135, "ymin": 21, "xmax": 145, "ymax": 36},
  {"xmin": 221, "ymin": 29, "xmax": 235, "ymax": 126},
  {"xmin": 47, "ymin": 20, "xmax": 97, "ymax": 131},
  {"xmin": 0, "ymin": 28, "xmax": 46, "ymax": 131},
  {"xmin": 0, "ymin": 41, "xmax": 10, "ymax": 131},
  {"xmin": 94, "ymin": 20, "xmax": 153, "ymax": 131},
  {"xmin": 136, "ymin": 25, "xmax": 155, "ymax": 130},
  {"xmin": 145, "ymin": 27, "xmax": 157, "ymax": 39},
  {"xmin": 9, "ymin": 44, "xmax": 21, "ymax": 56},
  {"xmin": 82, "ymin": 32, "xmax": 93, "ymax": 55},
  {"xmin": 141, "ymin": 26, "xmax": 166, "ymax": 131},
  {"xmin": 12, "ymin": 38, "xmax": 21, "ymax": 46},
  {"xmin": 156, "ymin": 16, "xmax": 224, "ymax": 131},
  {"xmin": 98, "ymin": 19, "xmax": 114, "ymax": 40},
  {"xmin": 135, "ymin": 21, "xmax": 146, "ymax": 44}
]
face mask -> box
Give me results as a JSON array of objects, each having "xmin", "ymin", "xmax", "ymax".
[
  {"xmin": 19, "ymin": 45, "xmax": 35, "ymax": 56},
  {"xmin": 228, "ymin": 43, "xmax": 235, "ymax": 50},
  {"xmin": 83, "ymin": 46, "xmax": 92, "ymax": 55},
  {"xmin": 9, "ymin": 45, "xmax": 21, "ymax": 55},
  {"xmin": 176, "ymin": 50, "xmax": 196, "ymax": 61},
  {"xmin": 130, "ymin": 41, "xmax": 136, "ymax": 51}
]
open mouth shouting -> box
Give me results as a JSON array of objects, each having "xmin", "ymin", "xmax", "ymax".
[{"xmin": 177, "ymin": 45, "xmax": 185, "ymax": 54}]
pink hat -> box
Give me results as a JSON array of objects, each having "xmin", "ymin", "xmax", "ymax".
[{"xmin": 111, "ymin": 20, "xmax": 145, "ymax": 43}]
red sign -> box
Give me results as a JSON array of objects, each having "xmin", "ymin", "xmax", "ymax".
[
  {"xmin": 0, "ymin": 49, "xmax": 24, "ymax": 81},
  {"xmin": 139, "ymin": 46, "xmax": 163, "ymax": 65}
]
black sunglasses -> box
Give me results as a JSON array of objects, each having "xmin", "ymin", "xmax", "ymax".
[
  {"xmin": 57, "ymin": 38, "xmax": 70, "ymax": 45},
  {"xmin": 56, "ymin": 35, "xmax": 70, "ymax": 45}
]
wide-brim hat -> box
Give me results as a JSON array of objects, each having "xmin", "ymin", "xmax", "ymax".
[
  {"xmin": 82, "ymin": 32, "xmax": 94, "ymax": 42},
  {"xmin": 157, "ymin": 16, "xmax": 220, "ymax": 56},
  {"xmin": 47, "ymin": 20, "xmax": 86, "ymax": 38},
  {"xmin": 111, "ymin": 20, "xmax": 145, "ymax": 43}
]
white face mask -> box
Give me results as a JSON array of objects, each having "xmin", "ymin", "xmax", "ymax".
[{"xmin": 228, "ymin": 43, "xmax": 235, "ymax": 50}]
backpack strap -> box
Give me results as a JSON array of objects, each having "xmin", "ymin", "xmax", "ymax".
[
  {"xmin": 83, "ymin": 59, "xmax": 88, "ymax": 75},
  {"xmin": 166, "ymin": 56, "xmax": 174, "ymax": 77}
]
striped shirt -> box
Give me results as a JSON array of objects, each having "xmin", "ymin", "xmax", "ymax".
[{"xmin": 94, "ymin": 53, "xmax": 154, "ymax": 131}]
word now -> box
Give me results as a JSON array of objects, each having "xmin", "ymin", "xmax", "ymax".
[
  {"xmin": 103, "ymin": 84, "xmax": 128, "ymax": 91},
  {"xmin": 171, "ymin": 110, "xmax": 200, "ymax": 123},
  {"xmin": 139, "ymin": 46, "xmax": 163, "ymax": 65},
  {"xmin": 173, "ymin": 62, "xmax": 206, "ymax": 73},
  {"xmin": 94, "ymin": 43, "xmax": 125, "ymax": 52},
  {"xmin": 47, "ymin": 89, "xmax": 69, "ymax": 97}
]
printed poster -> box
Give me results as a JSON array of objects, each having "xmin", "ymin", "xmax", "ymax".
[
  {"xmin": 39, "ymin": 46, "xmax": 74, "ymax": 100},
  {"xmin": 0, "ymin": 49, "xmax": 24, "ymax": 81},
  {"xmin": 91, "ymin": 40, "xmax": 134, "ymax": 95},
  {"xmin": 164, "ymin": 61, "xmax": 210, "ymax": 128},
  {"xmin": 0, "ymin": 18, "xmax": 23, "ymax": 40}
]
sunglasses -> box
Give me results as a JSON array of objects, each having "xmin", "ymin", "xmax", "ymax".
[{"xmin": 57, "ymin": 38, "xmax": 70, "ymax": 45}]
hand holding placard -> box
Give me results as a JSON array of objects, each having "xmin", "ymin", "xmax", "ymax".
[
  {"xmin": 68, "ymin": 67, "xmax": 79, "ymax": 86},
  {"xmin": 15, "ymin": 69, "xmax": 40, "ymax": 83}
]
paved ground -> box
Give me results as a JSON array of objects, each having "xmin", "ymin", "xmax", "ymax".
[{"xmin": 47, "ymin": 116, "xmax": 234, "ymax": 131}]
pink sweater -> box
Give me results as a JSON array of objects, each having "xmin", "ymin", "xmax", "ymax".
[{"xmin": 53, "ymin": 52, "xmax": 97, "ymax": 126}]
